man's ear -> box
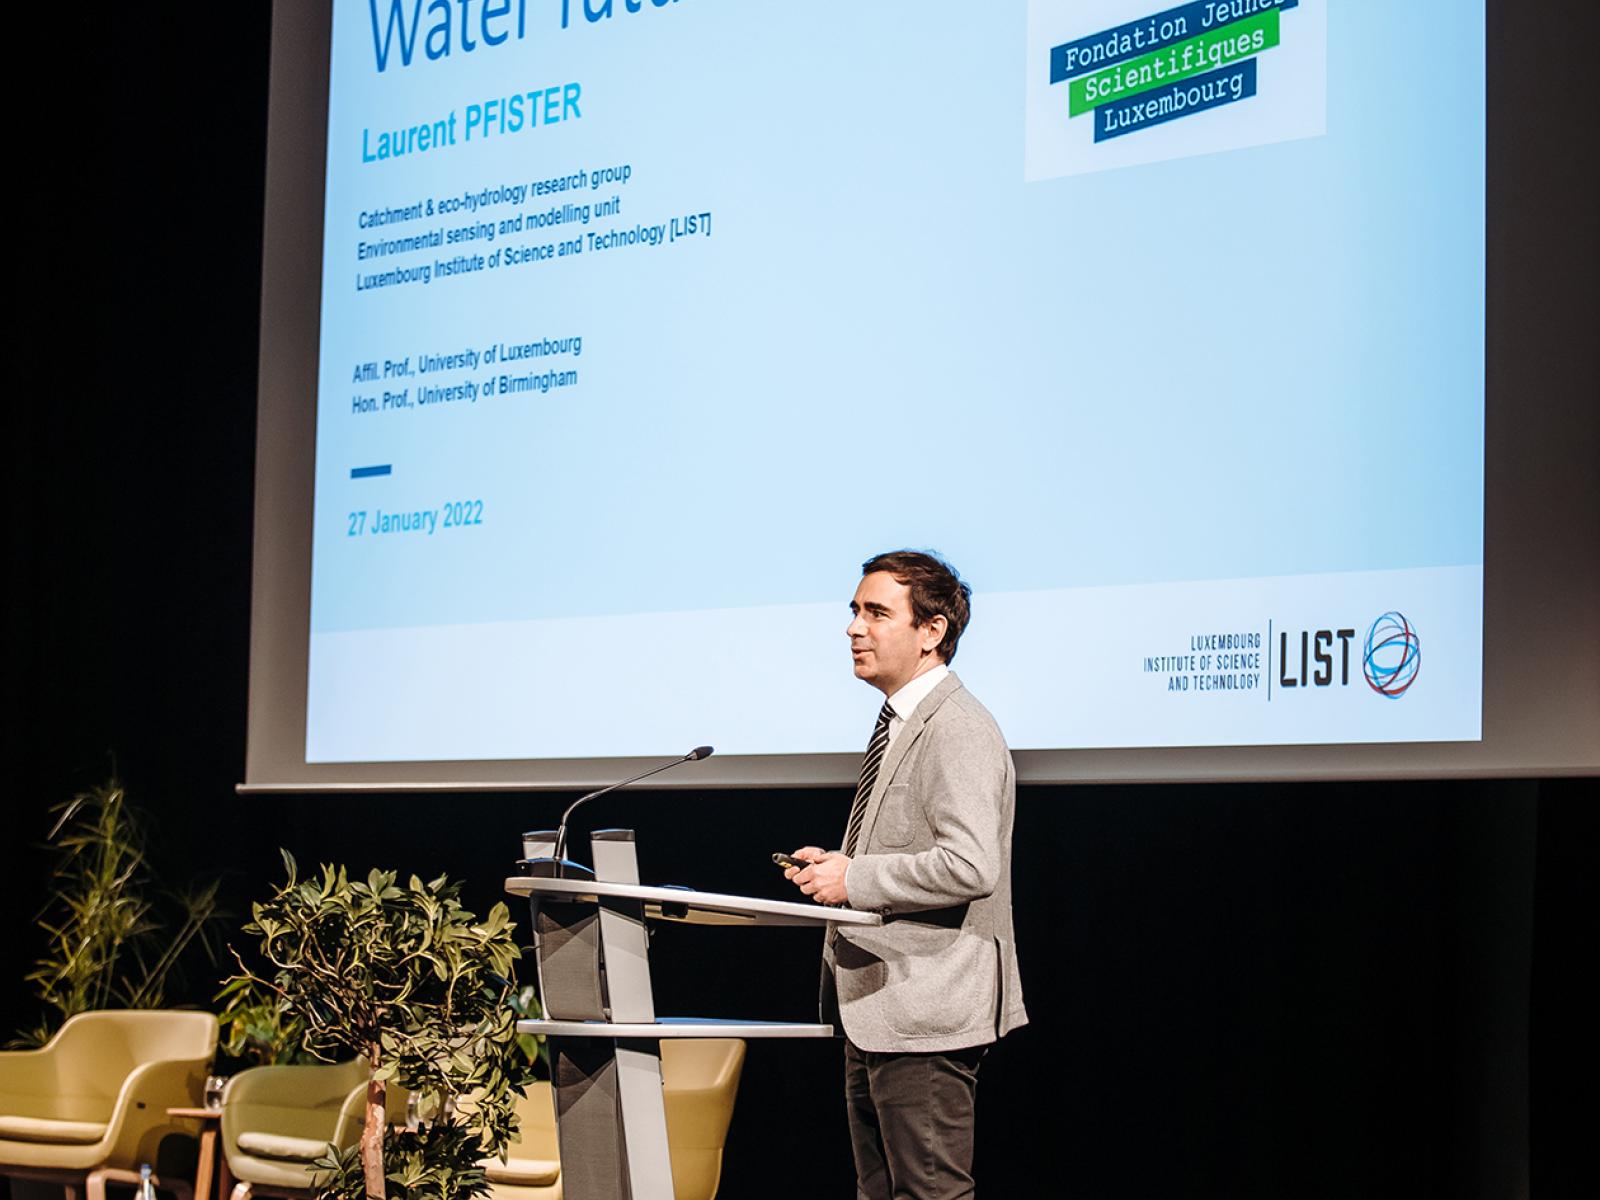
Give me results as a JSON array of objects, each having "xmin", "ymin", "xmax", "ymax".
[{"xmin": 919, "ymin": 614, "xmax": 948, "ymax": 656}]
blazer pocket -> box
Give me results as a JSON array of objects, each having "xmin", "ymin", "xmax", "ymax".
[
  {"xmin": 884, "ymin": 927, "xmax": 996, "ymax": 1038},
  {"xmin": 873, "ymin": 785, "xmax": 921, "ymax": 847}
]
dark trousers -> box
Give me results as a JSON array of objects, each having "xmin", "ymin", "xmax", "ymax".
[{"xmin": 844, "ymin": 1039, "xmax": 988, "ymax": 1200}]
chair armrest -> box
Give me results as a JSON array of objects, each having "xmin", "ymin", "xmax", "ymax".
[
  {"xmin": 330, "ymin": 1080, "xmax": 409, "ymax": 1151},
  {"xmin": 102, "ymin": 1056, "xmax": 210, "ymax": 1168},
  {"xmin": 332, "ymin": 1084, "xmax": 367, "ymax": 1151}
]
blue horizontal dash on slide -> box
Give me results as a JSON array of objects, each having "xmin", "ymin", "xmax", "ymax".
[{"xmin": 351, "ymin": 464, "xmax": 392, "ymax": 479}]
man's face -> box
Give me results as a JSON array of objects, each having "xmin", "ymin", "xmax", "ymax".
[{"xmin": 847, "ymin": 571, "xmax": 944, "ymax": 695}]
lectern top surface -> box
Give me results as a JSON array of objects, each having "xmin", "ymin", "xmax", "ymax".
[
  {"xmin": 503, "ymin": 876, "xmax": 882, "ymax": 927},
  {"xmin": 517, "ymin": 1017, "xmax": 838, "ymax": 1039}
]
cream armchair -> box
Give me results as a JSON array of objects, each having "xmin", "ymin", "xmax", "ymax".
[
  {"xmin": 0, "ymin": 1010, "xmax": 218, "ymax": 1200},
  {"xmin": 220, "ymin": 1058, "xmax": 409, "ymax": 1200},
  {"xmin": 484, "ymin": 1038, "xmax": 745, "ymax": 1200},
  {"xmin": 660, "ymin": 1040, "xmax": 744, "ymax": 1200},
  {"xmin": 481, "ymin": 1083, "xmax": 560, "ymax": 1200}
]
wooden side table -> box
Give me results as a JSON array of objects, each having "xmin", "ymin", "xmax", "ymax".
[{"xmin": 166, "ymin": 1108, "xmax": 233, "ymax": 1200}]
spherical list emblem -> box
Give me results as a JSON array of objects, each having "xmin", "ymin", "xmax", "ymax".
[{"xmin": 1362, "ymin": 611, "xmax": 1421, "ymax": 698}]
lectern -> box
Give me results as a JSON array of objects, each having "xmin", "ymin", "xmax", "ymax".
[{"xmin": 506, "ymin": 829, "xmax": 879, "ymax": 1200}]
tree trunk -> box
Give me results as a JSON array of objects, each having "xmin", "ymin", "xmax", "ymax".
[{"xmin": 361, "ymin": 1042, "xmax": 386, "ymax": 1199}]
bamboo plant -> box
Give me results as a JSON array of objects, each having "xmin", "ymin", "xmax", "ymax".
[{"xmin": 12, "ymin": 780, "xmax": 220, "ymax": 1047}]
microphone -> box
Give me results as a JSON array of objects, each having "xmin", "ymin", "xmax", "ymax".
[{"xmin": 549, "ymin": 746, "xmax": 714, "ymax": 866}]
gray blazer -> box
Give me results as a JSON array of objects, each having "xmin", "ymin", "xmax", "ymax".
[{"xmin": 822, "ymin": 672, "xmax": 1028, "ymax": 1053}]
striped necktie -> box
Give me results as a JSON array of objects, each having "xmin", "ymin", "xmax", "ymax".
[{"xmin": 843, "ymin": 699, "xmax": 896, "ymax": 856}]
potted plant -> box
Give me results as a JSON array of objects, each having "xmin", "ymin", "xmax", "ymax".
[{"xmin": 229, "ymin": 854, "xmax": 537, "ymax": 1200}]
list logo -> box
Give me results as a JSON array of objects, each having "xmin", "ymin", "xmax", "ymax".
[
  {"xmin": 1271, "ymin": 612, "xmax": 1422, "ymax": 700},
  {"xmin": 1141, "ymin": 607, "xmax": 1426, "ymax": 707},
  {"xmin": 1274, "ymin": 625, "xmax": 1355, "ymax": 691},
  {"xmin": 1362, "ymin": 611, "xmax": 1422, "ymax": 699}
]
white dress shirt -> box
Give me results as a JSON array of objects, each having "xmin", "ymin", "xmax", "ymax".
[{"xmin": 882, "ymin": 663, "xmax": 949, "ymax": 752}]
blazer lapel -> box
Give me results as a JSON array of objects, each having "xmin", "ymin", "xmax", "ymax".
[{"xmin": 859, "ymin": 672, "xmax": 964, "ymax": 847}]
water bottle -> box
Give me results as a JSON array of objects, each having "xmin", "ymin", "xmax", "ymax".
[{"xmin": 138, "ymin": 1164, "xmax": 156, "ymax": 1200}]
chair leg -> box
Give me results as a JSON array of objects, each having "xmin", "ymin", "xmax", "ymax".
[
  {"xmin": 64, "ymin": 1186, "xmax": 84, "ymax": 1200},
  {"xmin": 193, "ymin": 1124, "xmax": 217, "ymax": 1200}
]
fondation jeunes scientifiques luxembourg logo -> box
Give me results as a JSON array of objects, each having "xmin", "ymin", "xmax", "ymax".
[
  {"xmin": 1024, "ymin": 0, "xmax": 1325, "ymax": 181},
  {"xmin": 1051, "ymin": 0, "xmax": 1300, "ymax": 143},
  {"xmin": 1362, "ymin": 611, "xmax": 1421, "ymax": 699}
]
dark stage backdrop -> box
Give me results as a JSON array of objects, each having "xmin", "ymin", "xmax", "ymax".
[{"xmin": 3, "ymin": 4, "xmax": 1593, "ymax": 1198}]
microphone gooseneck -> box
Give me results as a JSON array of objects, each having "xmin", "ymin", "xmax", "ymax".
[{"xmin": 550, "ymin": 745, "xmax": 714, "ymax": 864}]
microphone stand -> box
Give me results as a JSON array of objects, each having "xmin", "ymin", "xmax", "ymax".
[{"xmin": 527, "ymin": 746, "xmax": 713, "ymax": 877}]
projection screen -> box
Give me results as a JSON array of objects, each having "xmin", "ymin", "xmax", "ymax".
[{"xmin": 242, "ymin": 0, "xmax": 1599, "ymax": 790}]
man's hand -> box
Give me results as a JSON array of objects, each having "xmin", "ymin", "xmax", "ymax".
[{"xmin": 783, "ymin": 846, "xmax": 851, "ymax": 907}]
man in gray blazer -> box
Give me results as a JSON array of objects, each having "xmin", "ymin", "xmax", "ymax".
[{"xmin": 787, "ymin": 550, "xmax": 1026, "ymax": 1200}]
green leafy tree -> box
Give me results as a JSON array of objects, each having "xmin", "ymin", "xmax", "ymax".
[
  {"xmin": 12, "ymin": 780, "xmax": 220, "ymax": 1047},
  {"xmin": 231, "ymin": 853, "xmax": 536, "ymax": 1200}
]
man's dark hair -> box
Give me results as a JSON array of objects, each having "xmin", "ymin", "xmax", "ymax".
[{"xmin": 861, "ymin": 549, "xmax": 973, "ymax": 664}]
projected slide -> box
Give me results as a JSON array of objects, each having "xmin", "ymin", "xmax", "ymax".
[{"xmin": 305, "ymin": 0, "xmax": 1483, "ymax": 763}]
